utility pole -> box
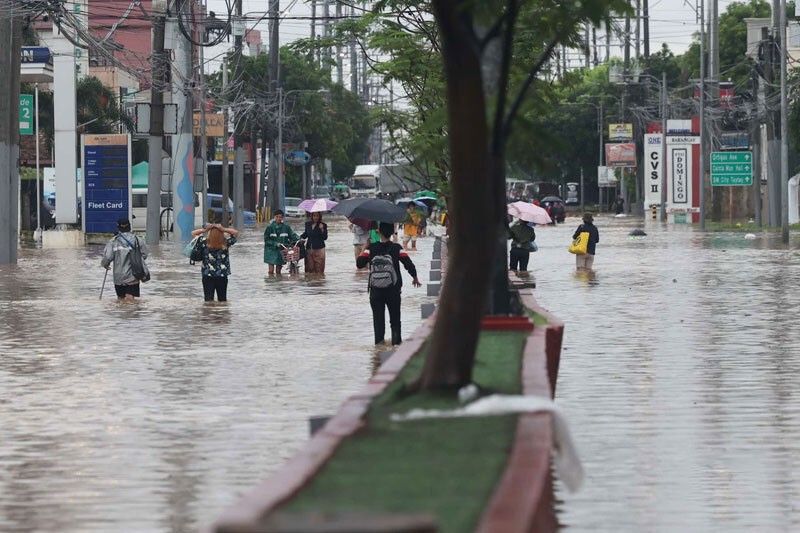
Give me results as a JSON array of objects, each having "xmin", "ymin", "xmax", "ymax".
[
  {"xmin": 605, "ymin": 20, "xmax": 611, "ymax": 63},
  {"xmin": 311, "ymin": 0, "xmax": 317, "ymax": 65},
  {"xmin": 233, "ymin": 0, "xmax": 244, "ymax": 229},
  {"xmin": 710, "ymin": 0, "xmax": 721, "ymax": 221},
  {"xmin": 635, "ymin": 0, "xmax": 641, "ymax": 59},
  {"xmin": 660, "ymin": 71, "xmax": 668, "ymax": 222},
  {"xmin": 643, "ymin": 0, "xmax": 650, "ymax": 57},
  {"xmin": 323, "ymin": 0, "xmax": 331, "ymax": 78},
  {"xmin": 170, "ymin": 0, "xmax": 195, "ymax": 242},
  {"xmin": 699, "ymin": 0, "xmax": 707, "ymax": 230},
  {"xmin": 584, "ymin": 23, "xmax": 591, "ymax": 68},
  {"xmin": 221, "ymin": 55, "xmax": 230, "ymax": 223},
  {"xmin": 267, "ymin": 0, "xmax": 280, "ymax": 213},
  {"xmin": 199, "ymin": 39, "xmax": 208, "ymax": 225},
  {"xmin": 593, "ymin": 26, "xmax": 598, "ymax": 66},
  {"xmin": 624, "ymin": 14, "xmax": 631, "ymax": 71},
  {"xmin": 336, "ymin": 2, "xmax": 344, "ymax": 84},
  {"xmin": 35, "ymin": 83, "xmax": 41, "ymax": 237},
  {"xmin": 752, "ymin": 67, "xmax": 762, "ymax": 227},
  {"xmin": 780, "ymin": 0, "xmax": 789, "ymax": 242},
  {"xmin": 350, "ymin": 4, "xmax": 359, "ymax": 92},
  {"xmin": 0, "ymin": 15, "xmax": 21, "ymax": 264},
  {"xmin": 147, "ymin": 1, "xmax": 166, "ymax": 246},
  {"xmin": 768, "ymin": 0, "xmax": 780, "ymax": 226}
]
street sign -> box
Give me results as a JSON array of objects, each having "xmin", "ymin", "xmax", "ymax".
[
  {"xmin": 711, "ymin": 151, "xmax": 753, "ymax": 186},
  {"xmin": 19, "ymin": 94, "xmax": 34, "ymax": 135},
  {"xmin": 285, "ymin": 150, "xmax": 311, "ymax": 166}
]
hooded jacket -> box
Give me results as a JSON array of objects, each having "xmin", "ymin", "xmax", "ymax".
[{"xmin": 101, "ymin": 232, "xmax": 149, "ymax": 285}]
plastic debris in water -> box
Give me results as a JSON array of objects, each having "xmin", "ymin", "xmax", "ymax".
[
  {"xmin": 744, "ymin": 233, "xmax": 757, "ymax": 240},
  {"xmin": 629, "ymin": 229, "xmax": 647, "ymax": 237}
]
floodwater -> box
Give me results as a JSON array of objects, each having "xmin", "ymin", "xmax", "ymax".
[
  {"xmin": 533, "ymin": 215, "xmax": 800, "ymax": 531},
  {"xmin": 0, "ymin": 218, "xmax": 434, "ymax": 532}
]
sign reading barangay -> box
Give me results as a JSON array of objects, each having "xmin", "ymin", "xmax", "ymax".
[{"xmin": 710, "ymin": 151, "xmax": 753, "ymax": 186}]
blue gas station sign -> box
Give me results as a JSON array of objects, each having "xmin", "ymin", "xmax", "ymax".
[{"xmin": 82, "ymin": 134, "xmax": 131, "ymax": 234}]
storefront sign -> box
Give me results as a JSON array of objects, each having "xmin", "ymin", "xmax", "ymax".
[
  {"xmin": 671, "ymin": 148, "xmax": 688, "ymax": 204},
  {"xmin": 81, "ymin": 134, "xmax": 131, "ymax": 233},
  {"xmin": 192, "ymin": 112, "xmax": 225, "ymax": 137}
]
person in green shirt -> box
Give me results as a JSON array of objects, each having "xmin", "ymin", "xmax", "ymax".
[
  {"xmin": 368, "ymin": 221, "xmax": 381, "ymax": 244},
  {"xmin": 264, "ymin": 210, "xmax": 300, "ymax": 275}
]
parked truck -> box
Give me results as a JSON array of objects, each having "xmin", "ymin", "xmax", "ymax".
[{"xmin": 349, "ymin": 164, "xmax": 421, "ymax": 199}]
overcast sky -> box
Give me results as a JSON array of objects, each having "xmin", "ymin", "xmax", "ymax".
[{"xmin": 200, "ymin": 0, "xmax": 753, "ymax": 79}]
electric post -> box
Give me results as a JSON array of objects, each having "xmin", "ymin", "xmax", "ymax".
[
  {"xmin": 233, "ymin": 0, "xmax": 244, "ymax": 229},
  {"xmin": 147, "ymin": 0, "xmax": 167, "ymax": 246},
  {"xmin": 780, "ymin": 0, "xmax": 789, "ymax": 243},
  {"xmin": 0, "ymin": 15, "xmax": 21, "ymax": 264}
]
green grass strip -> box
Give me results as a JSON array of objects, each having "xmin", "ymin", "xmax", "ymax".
[{"xmin": 279, "ymin": 331, "xmax": 527, "ymax": 532}]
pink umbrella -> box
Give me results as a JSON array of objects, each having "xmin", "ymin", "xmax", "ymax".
[
  {"xmin": 298, "ymin": 198, "xmax": 338, "ymax": 212},
  {"xmin": 508, "ymin": 201, "xmax": 552, "ymax": 224}
]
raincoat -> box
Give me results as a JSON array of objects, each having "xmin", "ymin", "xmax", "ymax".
[{"xmin": 263, "ymin": 221, "xmax": 299, "ymax": 265}]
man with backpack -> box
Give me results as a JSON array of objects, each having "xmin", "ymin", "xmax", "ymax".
[
  {"xmin": 101, "ymin": 218, "xmax": 150, "ymax": 300},
  {"xmin": 357, "ymin": 222, "xmax": 422, "ymax": 345}
]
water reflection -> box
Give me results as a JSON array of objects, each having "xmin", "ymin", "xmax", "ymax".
[
  {"xmin": 0, "ymin": 219, "xmax": 434, "ymax": 532},
  {"xmin": 533, "ymin": 215, "xmax": 800, "ymax": 531}
]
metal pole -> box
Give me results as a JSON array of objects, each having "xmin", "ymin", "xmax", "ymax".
[
  {"xmin": 147, "ymin": 2, "xmax": 166, "ymax": 245},
  {"xmin": 221, "ymin": 55, "xmax": 230, "ymax": 223},
  {"xmin": 580, "ymin": 166, "xmax": 585, "ymax": 209},
  {"xmin": 643, "ymin": 0, "xmax": 650, "ymax": 57},
  {"xmin": 699, "ymin": 0, "xmax": 706, "ymax": 230},
  {"xmin": 278, "ymin": 87, "xmax": 285, "ymax": 211},
  {"xmin": 233, "ymin": 0, "xmax": 244, "ymax": 229},
  {"xmin": 199, "ymin": 42, "xmax": 208, "ymax": 225},
  {"xmin": 35, "ymin": 83, "xmax": 41, "ymax": 237},
  {"xmin": 660, "ymin": 71, "xmax": 668, "ymax": 222},
  {"xmin": 781, "ymin": 0, "xmax": 789, "ymax": 242}
]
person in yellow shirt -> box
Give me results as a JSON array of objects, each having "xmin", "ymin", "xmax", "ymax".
[{"xmin": 402, "ymin": 203, "xmax": 422, "ymax": 251}]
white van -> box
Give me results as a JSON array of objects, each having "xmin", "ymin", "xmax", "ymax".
[{"xmin": 131, "ymin": 189, "xmax": 203, "ymax": 232}]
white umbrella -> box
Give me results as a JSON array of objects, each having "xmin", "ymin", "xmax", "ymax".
[{"xmin": 508, "ymin": 201, "xmax": 552, "ymax": 224}]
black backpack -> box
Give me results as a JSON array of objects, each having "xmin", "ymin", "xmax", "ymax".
[{"xmin": 117, "ymin": 234, "xmax": 150, "ymax": 283}]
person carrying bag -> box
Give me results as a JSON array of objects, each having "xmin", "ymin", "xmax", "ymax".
[{"xmin": 571, "ymin": 213, "xmax": 599, "ymax": 271}]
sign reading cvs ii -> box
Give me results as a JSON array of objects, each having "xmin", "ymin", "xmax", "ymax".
[{"xmin": 711, "ymin": 151, "xmax": 753, "ymax": 186}]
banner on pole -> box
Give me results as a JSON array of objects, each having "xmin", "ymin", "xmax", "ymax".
[{"xmin": 605, "ymin": 143, "xmax": 636, "ymax": 167}]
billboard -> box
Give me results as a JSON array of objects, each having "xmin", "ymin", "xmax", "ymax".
[
  {"xmin": 644, "ymin": 134, "xmax": 662, "ymax": 207},
  {"xmin": 81, "ymin": 134, "xmax": 131, "ymax": 234},
  {"xmin": 605, "ymin": 143, "xmax": 636, "ymax": 167},
  {"xmin": 192, "ymin": 112, "xmax": 225, "ymax": 137},
  {"xmin": 608, "ymin": 123, "xmax": 633, "ymax": 141},
  {"xmin": 597, "ymin": 166, "xmax": 618, "ymax": 186}
]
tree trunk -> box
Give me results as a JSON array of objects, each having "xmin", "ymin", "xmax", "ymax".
[{"xmin": 417, "ymin": 0, "xmax": 496, "ymax": 389}]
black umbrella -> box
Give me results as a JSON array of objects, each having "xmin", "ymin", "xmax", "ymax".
[
  {"xmin": 332, "ymin": 197, "xmax": 407, "ymax": 223},
  {"xmin": 541, "ymin": 196, "xmax": 563, "ymax": 203}
]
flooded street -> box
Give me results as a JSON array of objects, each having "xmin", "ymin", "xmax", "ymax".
[
  {"xmin": 0, "ymin": 218, "xmax": 434, "ymax": 532},
  {"xmin": 534, "ymin": 215, "xmax": 800, "ymax": 531},
  {"xmin": 3, "ymin": 213, "xmax": 800, "ymax": 532}
]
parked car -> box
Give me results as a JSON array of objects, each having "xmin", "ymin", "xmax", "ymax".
[
  {"xmin": 207, "ymin": 193, "xmax": 256, "ymax": 226},
  {"xmin": 284, "ymin": 197, "xmax": 305, "ymax": 217},
  {"xmin": 541, "ymin": 196, "xmax": 566, "ymax": 224},
  {"xmin": 312, "ymin": 185, "xmax": 331, "ymax": 199}
]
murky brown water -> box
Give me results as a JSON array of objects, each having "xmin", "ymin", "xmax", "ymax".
[
  {"xmin": 0, "ymin": 219, "xmax": 434, "ymax": 532},
  {"xmin": 534, "ymin": 215, "xmax": 800, "ymax": 531}
]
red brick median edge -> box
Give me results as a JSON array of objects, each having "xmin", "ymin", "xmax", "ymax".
[{"xmin": 475, "ymin": 289, "xmax": 565, "ymax": 533}]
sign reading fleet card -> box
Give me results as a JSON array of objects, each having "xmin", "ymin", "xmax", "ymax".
[{"xmin": 82, "ymin": 134, "xmax": 131, "ymax": 234}]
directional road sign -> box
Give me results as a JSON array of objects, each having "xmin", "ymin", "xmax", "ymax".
[
  {"xmin": 19, "ymin": 94, "xmax": 34, "ymax": 135},
  {"xmin": 710, "ymin": 151, "xmax": 753, "ymax": 186}
]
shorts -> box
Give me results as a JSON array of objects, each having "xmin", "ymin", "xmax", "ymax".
[{"xmin": 114, "ymin": 283, "xmax": 140, "ymax": 298}]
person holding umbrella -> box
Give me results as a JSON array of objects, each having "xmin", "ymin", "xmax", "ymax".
[
  {"xmin": 263, "ymin": 210, "xmax": 300, "ymax": 276},
  {"xmin": 508, "ymin": 218, "xmax": 536, "ymax": 271},
  {"xmin": 300, "ymin": 211, "xmax": 328, "ymax": 274},
  {"xmin": 357, "ymin": 222, "xmax": 422, "ymax": 345}
]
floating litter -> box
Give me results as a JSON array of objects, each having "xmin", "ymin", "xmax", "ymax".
[{"xmin": 744, "ymin": 233, "xmax": 757, "ymax": 240}]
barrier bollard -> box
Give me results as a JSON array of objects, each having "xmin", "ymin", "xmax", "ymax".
[
  {"xmin": 421, "ymin": 303, "xmax": 436, "ymax": 319},
  {"xmin": 308, "ymin": 416, "xmax": 331, "ymax": 436},
  {"xmin": 430, "ymin": 259, "xmax": 441, "ymax": 270},
  {"xmin": 432, "ymin": 248, "xmax": 441, "ymax": 260},
  {"xmin": 427, "ymin": 283, "xmax": 441, "ymax": 297},
  {"xmin": 430, "ymin": 270, "xmax": 441, "ymax": 282},
  {"xmin": 378, "ymin": 349, "xmax": 396, "ymax": 364}
]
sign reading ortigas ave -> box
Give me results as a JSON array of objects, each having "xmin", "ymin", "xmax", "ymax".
[
  {"xmin": 81, "ymin": 134, "xmax": 131, "ymax": 234},
  {"xmin": 711, "ymin": 151, "xmax": 753, "ymax": 186}
]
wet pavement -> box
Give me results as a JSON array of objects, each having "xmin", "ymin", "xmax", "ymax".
[
  {"xmin": 533, "ymin": 215, "xmax": 800, "ymax": 531},
  {"xmin": 0, "ymin": 218, "xmax": 434, "ymax": 532}
]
